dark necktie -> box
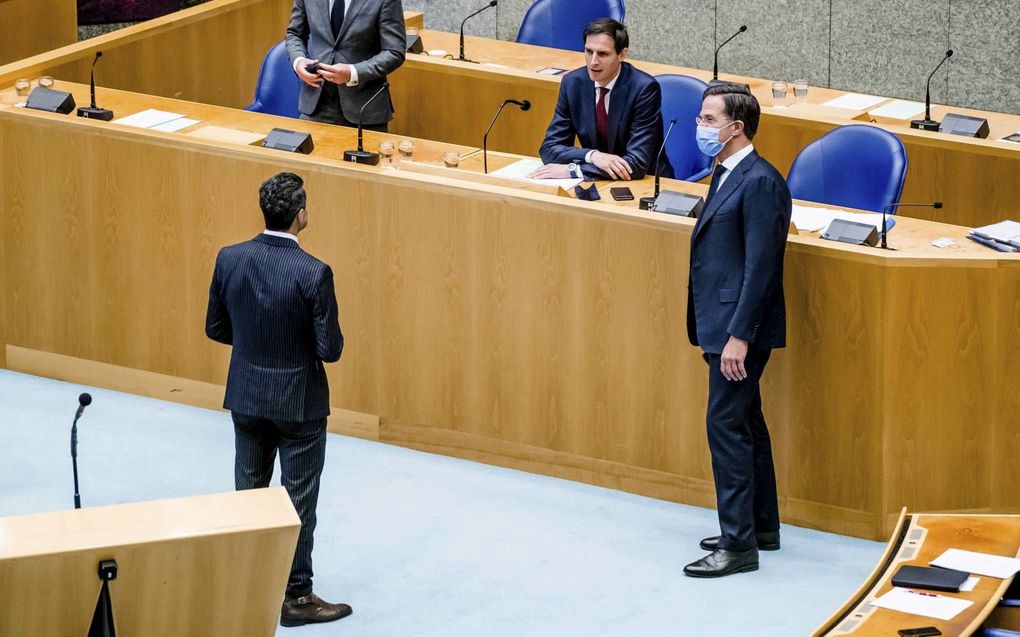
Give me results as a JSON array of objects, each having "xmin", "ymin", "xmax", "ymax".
[
  {"xmin": 595, "ymin": 86, "xmax": 609, "ymax": 153},
  {"xmin": 704, "ymin": 164, "xmax": 728, "ymax": 207},
  {"xmin": 330, "ymin": 0, "xmax": 345, "ymax": 40}
]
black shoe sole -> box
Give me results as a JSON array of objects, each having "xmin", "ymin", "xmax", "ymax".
[
  {"xmin": 280, "ymin": 607, "xmax": 354, "ymax": 627},
  {"xmin": 699, "ymin": 540, "xmax": 780, "ymax": 551},
  {"xmin": 683, "ymin": 563, "xmax": 759, "ymax": 578}
]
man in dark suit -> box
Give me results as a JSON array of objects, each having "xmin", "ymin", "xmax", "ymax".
[
  {"xmin": 530, "ymin": 18, "xmax": 664, "ymax": 181},
  {"xmin": 286, "ymin": 0, "xmax": 405, "ymax": 131},
  {"xmin": 683, "ymin": 84, "xmax": 792, "ymax": 578},
  {"xmin": 205, "ymin": 173, "xmax": 348, "ymax": 625}
]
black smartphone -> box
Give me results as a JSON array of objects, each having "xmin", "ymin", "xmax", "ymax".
[
  {"xmin": 898, "ymin": 627, "xmax": 941, "ymax": 637},
  {"xmin": 610, "ymin": 187, "xmax": 634, "ymax": 201},
  {"xmin": 304, "ymin": 62, "xmax": 321, "ymax": 74}
]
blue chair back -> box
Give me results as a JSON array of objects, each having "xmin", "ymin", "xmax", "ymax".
[
  {"xmin": 516, "ymin": 0, "xmax": 625, "ymax": 52},
  {"xmin": 246, "ymin": 40, "xmax": 302, "ymax": 119},
  {"xmin": 656, "ymin": 74, "xmax": 712, "ymax": 182},
  {"xmin": 786, "ymin": 125, "xmax": 908, "ymax": 213}
]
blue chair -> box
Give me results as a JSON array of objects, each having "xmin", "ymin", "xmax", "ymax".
[
  {"xmin": 516, "ymin": 0, "xmax": 625, "ymax": 52},
  {"xmin": 786, "ymin": 124, "xmax": 908, "ymax": 213},
  {"xmin": 656, "ymin": 74, "xmax": 712, "ymax": 182},
  {"xmin": 246, "ymin": 40, "xmax": 302, "ymax": 119}
]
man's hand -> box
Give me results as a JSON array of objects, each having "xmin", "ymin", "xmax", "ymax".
[
  {"xmin": 294, "ymin": 57, "xmax": 323, "ymax": 88},
  {"xmin": 720, "ymin": 335, "xmax": 749, "ymax": 382},
  {"xmin": 317, "ymin": 62, "xmax": 352, "ymax": 85},
  {"xmin": 590, "ymin": 151, "xmax": 633, "ymax": 181},
  {"xmin": 528, "ymin": 164, "xmax": 571, "ymax": 179}
]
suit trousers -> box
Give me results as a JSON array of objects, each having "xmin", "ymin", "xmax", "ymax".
[
  {"xmin": 704, "ymin": 349, "xmax": 780, "ymax": 551},
  {"xmin": 232, "ymin": 412, "xmax": 328, "ymax": 598},
  {"xmin": 301, "ymin": 82, "xmax": 388, "ymax": 132}
]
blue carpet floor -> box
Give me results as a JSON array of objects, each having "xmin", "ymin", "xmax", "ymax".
[{"xmin": 0, "ymin": 370, "xmax": 883, "ymax": 636}]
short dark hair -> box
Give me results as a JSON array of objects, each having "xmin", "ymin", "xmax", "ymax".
[
  {"xmin": 583, "ymin": 18, "xmax": 628, "ymax": 53},
  {"xmin": 259, "ymin": 172, "xmax": 306, "ymax": 231},
  {"xmin": 702, "ymin": 83, "xmax": 760, "ymax": 141}
]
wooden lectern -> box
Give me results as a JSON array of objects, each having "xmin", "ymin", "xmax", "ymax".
[{"xmin": 0, "ymin": 488, "xmax": 301, "ymax": 636}]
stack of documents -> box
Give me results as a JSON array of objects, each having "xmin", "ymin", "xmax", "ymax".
[
  {"xmin": 112, "ymin": 109, "xmax": 199, "ymax": 132},
  {"xmin": 968, "ymin": 220, "xmax": 1020, "ymax": 252}
]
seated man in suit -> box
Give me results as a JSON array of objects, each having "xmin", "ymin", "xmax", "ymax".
[
  {"xmin": 530, "ymin": 18, "xmax": 664, "ymax": 181},
  {"xmin": 286, "ymin": 0, "xmax": 406, "ymax": 131}
]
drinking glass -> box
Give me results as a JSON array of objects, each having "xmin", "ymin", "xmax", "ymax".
[
  {"xmin": 379, "ymin": 141, "xmax": 395, "ymax": 166},
  {"xmin": 38, "ymin": 76, "xmax": 54, "ymax": 88},
  {"xmin": 14, "ymin": 78, "xmax": 31, "ymax": 96},
  {"xmin": 793, "ymin": 79, "xmax": 809, "ymax": 102},
  {"xmin": 397, "ymin": 139, "xmax": 415, "ymax": 161},
  {"xmin": 771, "ymin": 81, "xmax": 788, "ymax": 107},
  {"xmin": 442, "ymin": 151, "xmax": 461, "ymax": 168}
]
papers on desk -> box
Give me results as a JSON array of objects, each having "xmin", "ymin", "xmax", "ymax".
[
  {"xmin": 968, "ymin": 220, "xmax": 1020, "ymax": 252},
  {"xmin": 489, "ymin": 158, "xmax": 583, "ymax": 190},
  {"xmin": 931, "ymin": 548, "xmax": 1020, "ymax": 579},
  {"xmin": 821, "ymin": 93, "xmax": 887, "ymax": 111},
  {"xmin": 113, "ymin": 109, "xmax": 187, "ymax": 129},
  {"xmin": 791, "ymin": 205, "xmax": 889, "ymax": 233},
  {"xmin": 869, "ymin": 99, "xmax": 926, "ymax": 120},
  {"xmin": 150, "ymin": 117, "xmax": 200, "ymax": 132},
  {"xmin": 871, "ymin": 587, "xmax": 973, "ymax": 621}
]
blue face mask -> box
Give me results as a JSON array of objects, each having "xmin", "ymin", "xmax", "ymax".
[{"xmin": 695, "ymin": 122, "xmax": 737, "ymax": 157}]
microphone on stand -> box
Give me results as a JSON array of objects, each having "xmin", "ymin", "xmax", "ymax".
[
  {"xmin": 640, "ymin": 119, "xmax": 677, "ymax": 210},
  {"xmin": 71, "ymin": 393, "xmax": 92, "ymax": 509},
  {"xmin": 77, "ymin": 51, "xmax": 114, "ymax": 121},
  {"xmin": 483, "ymin": 98, "xmax": 530, "ymax": 174},
  {"xmin": 709, "ymin": 25, "xmax": 747, "ymax": 86},
  {"xmin": 879, "ymin": 201, "xmax": 942, "ymax": 250},
  {"xmin": 910, "ymin": 50, "xmax": 953, "ymax": 132},
  {"xmin": 343, "ymin": 82, "xmax": 390, "ymax": 165},
  {"xmin": 459, "ymin": 0, "xmax": 498, "ymax": 63}
]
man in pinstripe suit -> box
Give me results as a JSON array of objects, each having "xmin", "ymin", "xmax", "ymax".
[{"xmin": 205, "ymin": 172, "xmax": 349, "ymax": 627}]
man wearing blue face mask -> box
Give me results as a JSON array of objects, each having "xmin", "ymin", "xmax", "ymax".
[{"xmin": 684, "ymin": 84, "xmax": 792, "ymax": 579}]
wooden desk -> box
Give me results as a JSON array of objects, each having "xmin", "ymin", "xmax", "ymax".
[
  {"xmin": 1, "ymin": 83, "xmax": 1017, "ymax": 541},
  {"xmin": 389, "ymin": 30, "xmax": 1020, "ymax": 229},
  {"xmin": 0, "ymin": 0, "xmax": 77, "ymax": 66},
  {"xmin": 816, "ymin": 511, "xmax": 1020, "ymax": 636}
]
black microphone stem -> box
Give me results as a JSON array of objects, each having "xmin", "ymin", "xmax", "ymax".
[
  {"xmin": 71, "ymin": 414, "xmax": 81, "ymax": 509},
  {"xmin": 880, "ymin": 202, "xmax": 942, "ymax": 250},
  {"xmin": 90, "ymin": 51, "xmax": 102, "ymax": 109},
  {"xmin": 654, "ymin": 119, "xmax": 677, "ymax": 197},
  {"xmin": 924, "ymin": 50, "xmax": 953, "ymax": 121},
  {"xmin": 459, "ymin": 1, "xmax": 497, "ymax": 63},
  {"xmin": 483, "ymin": 100, "xmax": 509, "ymax": 174},
  {"xmin": 357, "ymin": 82, "xmax": 390, "ymax": 152},
  {"xmin": 713, "ymin": 26, "xmax": 747, "ymax": 81}
]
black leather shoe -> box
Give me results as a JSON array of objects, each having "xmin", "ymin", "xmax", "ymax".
[
  {"xmin": 683, "ymin": 548, "xmax": 759, "ymax": 578},
  {"xmin": 700, "ymin": 530, "xmax": 780, "ymax": 552},
  {"xmin": 280, "ymin": 592, "xmax": 353, "ymax": 627}
]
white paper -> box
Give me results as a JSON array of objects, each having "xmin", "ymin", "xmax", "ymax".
[
  {"xmin": 871, "ymin": 587, "xmax": 973, "ymax": 621},
  {"xmin": 149, "ymin": 117, "xmax": 200, "ymax": 132},
  {"xmin": 869, "ymin": 99, "xmax": 926, "ymax": 120},
  {"xmin": 931, "ymin": 548, "xmax": 1020, "ymax": 579},
  {"xmin": 971, "ymin": 220, "xmax": 1020, "ymax": 244},
  {"xmin": 113, "ymin": 109, "xmax": 186, "ymax": 129},
  {"xmin": 792, "ymin": 205, "xmax": 891, "ymax": 234},
  {"xmin": 960, "ymin": 576, "xmax": 980, "ymax": 592},
  {"xmin": 822, "ymin": 93, "xmax": 888, "ymax": 111},
  {"xmin": 489, "ymin": 158, "xmax": 583, "ymax": 190},
  {"xmin": 931, "ymin": 237, "xmax": 956, "ymax": 248}
]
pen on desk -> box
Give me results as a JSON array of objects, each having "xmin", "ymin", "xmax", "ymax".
[{"xmin": 907, "ymin": 589, "xmax": 939, "ymax": 597}]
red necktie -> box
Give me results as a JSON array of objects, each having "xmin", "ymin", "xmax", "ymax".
[{"xmin": 595, "ymin": 86, "xmax": 609, "ymax": 153}]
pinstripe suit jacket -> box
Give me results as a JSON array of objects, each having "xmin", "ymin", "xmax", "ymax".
[{"xmin": 205, "ymin": 233, "xmax": 343, "ymax": 422}]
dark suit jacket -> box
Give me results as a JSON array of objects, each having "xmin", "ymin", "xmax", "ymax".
[
  {"xmin": 687, "ymin": 150, "xmax": 792, "ymax": 354},
  {"xmin": 285, "ymin": 0, "xmax": 406, "ymax": 124},
  {"xmin": 539, "ymin": 62, "xmax": 665, "ymax": 180},
  {"xmin": 206, "ymin": 234, "xmax": 343, "ymax": 422}
]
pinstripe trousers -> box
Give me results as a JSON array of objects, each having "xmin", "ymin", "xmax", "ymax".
[{"xmin": 232, "ymin": 412, "xmax": 327, "ymax": 598}]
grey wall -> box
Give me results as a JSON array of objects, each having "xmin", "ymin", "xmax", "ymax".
[{"xmin": 403, "ymin": 0, "xmax": 1020, "ymax": 115}]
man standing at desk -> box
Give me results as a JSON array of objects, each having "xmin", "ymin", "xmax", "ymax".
[
  {"xmin": 286, "ymin": 0, "xmax": 405, "ymax": 131},
  {"xmin": 206, "ymin": 173, "xmax": 348, "ymax": 626},
  {"xmin": 530, "ymin": 19, "xmax": 663, "ymax": 181},
  {"xmin": 684, "ymin": 84, "xmax": 792, "ymax": 578}
]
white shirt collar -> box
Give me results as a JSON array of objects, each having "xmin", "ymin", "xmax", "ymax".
[
  {"xmin": 262, "ymin": 229, "xmax": 300, "ymax": 245},
  {"xmin": 595, "ymin": 68, "xmax": 622, "ymax": 91},
  {"xmin": 720, "ymin": 143, "xmax": 755, "ymax": 173}
]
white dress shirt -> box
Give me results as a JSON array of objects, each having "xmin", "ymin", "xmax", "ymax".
[
  {"xmin": 263, "ymin": 229, "xmax": 300, "ymax": 245},
  {"xmin": 715, "ymin": 143, "xmax": 755, "ymax": 192},
  {"xmin": 583, "ymin": 69, "xmax": 622, "ymax": 164}
]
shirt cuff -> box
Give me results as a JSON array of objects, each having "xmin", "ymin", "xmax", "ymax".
[
  {"xmin": 346, "ymin": 64, "xmax": 359, "ymax": 87},
  {"xmin": 584, "ymin": 150, "xmax": 595, "ymax": 163},
  {"xmin": 293, "ymin": 57, "xmax": 305, "ymax": 74}
]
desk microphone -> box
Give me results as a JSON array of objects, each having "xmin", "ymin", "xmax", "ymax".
[
  {"xmin": 910, "ymin": 50, "xmax": 953, "ymax": 132},
  {"xmin": 710, "ymin": 25, "xmax": 747, "ymax": 85},
  {"xmin": 483, "ymin": 98, "xmax": 530, "ymax": 174},
  {"xmin": 879, "ymin": 201, "xmax": 942, "ymax": 250},
  {"xmin": 78, "ymin": 51, "xmax": 114, "ymax": 121},
  {"xmin": 343, "ymin": 82, "xmax": 390, "ymax": 165},
  {"xmin": 71, "ymin": 393, "xmax": 92, "ymax": 509},
  {"xmin": 640, "ymin": 118, "xmax": 677, "ymax": 210},
  {"xmin": 459, "ymin": 0, "xmax": 497, "ymax": 63}
]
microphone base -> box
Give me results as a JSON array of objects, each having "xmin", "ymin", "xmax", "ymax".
[
  {"xmin": 639, "ymin": 196, "xmax": 656, "ymax": 211},
  {"xmin": 457, "ymin": 56, "xmax": 480, "ymax": 64},
  {"xmin": 910, "ymin": 118, "xmax": 941, "ymax": 132},
  {"xmin": 77, "ymin": 106, "xmax": 114, "ymax": 121},
  {"xmin": 343, "ymin": 149, "xmax": 380, "ymax": 166}
]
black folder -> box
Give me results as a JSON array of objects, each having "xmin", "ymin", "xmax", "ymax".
[{"xmin": 892, "ymin": 565, "xmax": 969, "ymax": 592}]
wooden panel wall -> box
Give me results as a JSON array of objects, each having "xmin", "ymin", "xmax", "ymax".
[{"xmin": 0, "ymin": 0, "xmax": 77, "ymax": 66}]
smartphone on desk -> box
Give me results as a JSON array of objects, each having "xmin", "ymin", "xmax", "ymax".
[
  {"xmin": 898, "ymin": 627, "xmax": 941, "ymax": 637},
  {"xmin": 610, "ymin": 186, "xmax": 634, "ymax": 201}
]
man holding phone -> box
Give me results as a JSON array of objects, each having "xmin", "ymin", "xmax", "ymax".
[{"xmin": 286, "ymin": 0, "xmax": 406, "ymax": 131}]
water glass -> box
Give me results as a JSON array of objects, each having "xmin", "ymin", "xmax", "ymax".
[
  {"xmin": 397, "ymin": 139, "xmax": 415, "ymax": 161},
  {"xmin": 771, "ymin": 81, "xmax": 788, "ymax": 106},
  {"xmin": 14, "ymin": 78, "xmax": 31, "ymax": 96},
  {"xmin": 793, "ymin": 79, "xmax": 809, "ymax": 101},
  {"xmin": 442, "ymin": 151, "xmax": 461, "ymax": 168},
  {"xmin": 379, "ymin": 141, "xmax": 395, "ymax": 166},
  {"xmin": 38, "ymin": 76, "xmax": 54, "ymax": 88}
]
